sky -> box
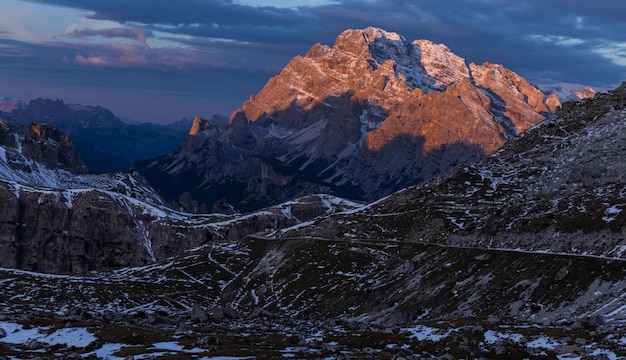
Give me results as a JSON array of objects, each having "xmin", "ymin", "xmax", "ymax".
[{"xmin": 0, "ymin": 0, "xmax": 625, "ymax": 124}]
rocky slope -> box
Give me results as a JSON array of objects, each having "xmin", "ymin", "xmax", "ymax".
[
  {"xmin": 283, "ymin": 82, "xmax": 626, "ymax": 256},
  {"xmin": 0, "ymin": 121, "xmax": 88, "ymax": 175},
  {"xmin": 137, "ymin": 27, "xmax": 562, "ymax": 213},
  {"xmin": 5, "ymin": 99, "xmax": 189, "ymax": 172},
  {"xmin": 0, "ymin": 121, "xmax": 362, "ymax": 273}
]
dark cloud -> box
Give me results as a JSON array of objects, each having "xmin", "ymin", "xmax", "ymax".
[
  {"xmin": 5, "ymin": 0, "xmax": 626, "ymax": 123},
  {"xmin": 25, "ymin": 0, "xmax": 312, "ymax": 34},
  {"xmin": 66, "ymin": 27, "xmax": 153, "ymax": 44}
]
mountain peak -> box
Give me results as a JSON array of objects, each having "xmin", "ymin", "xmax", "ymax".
[
  {"xmin": 188, "ymin": 116, "xmax": 212, "ymax": 136},
  {"xmin": 575, "ymin": 86, "xmax": 596, "ymax": 99},
  {"xmin": 333, "ymin": 27, "xmax": 404, "ymax": 56},
  {"xmin": 0, "ymin": 97, "xmax": 26, "ymax": 113},
  {"xmin": 327, "ymin": 27, "xmax": 469, "ymax": 93},
  {"xmin": 542, "ymin": 85, "xmax": 596, "ymax": 103}
]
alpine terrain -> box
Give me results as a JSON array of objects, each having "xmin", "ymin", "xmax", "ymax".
[
  {"xmin": 137, "ymin": 27, "xmax": 568, "ymax": 213},
  {"xmin": 0, "ymin": 70, "xmax": 625, "ymax": 358},
  {"xmin": 0, "ymin": 120, "xmax": 363, "ymax": 274}
]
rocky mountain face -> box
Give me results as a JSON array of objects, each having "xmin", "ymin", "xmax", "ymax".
[
  {"xmin": 286, "ymin": 82, "xmax": 626, "ymax": 253},
  {"xmin": 0, "ymin": 121, "xmax": 88, "ymax": 175},
  {"xmin": 5, "ymin": 98, "xmax": 189, "ymax": 173},
  {"xmin": 138, "ymin": 27, "xmax": 561, "ymax": 212}
]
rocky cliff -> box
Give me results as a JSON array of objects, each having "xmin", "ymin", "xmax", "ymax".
[
  {"xmin": 0, "ymin": 122, "xmax": 88, "ymax": 174},
  {"xmin": 138, "ymin": 27, "xmax": 561, "ymax": 212}
]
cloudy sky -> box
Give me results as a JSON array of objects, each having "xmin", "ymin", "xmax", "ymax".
[{"xmin": 0, "ymin": 0, "xmax": 624, "ymax": 123}]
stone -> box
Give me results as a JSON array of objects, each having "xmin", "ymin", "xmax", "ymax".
[
  {"xmin": 222, "ymin": 307, "xmax": 241, "ymax": 319},
  {"xmin": 210, "ymin": 307, "xmax": 225, "ymax": 321},
  {"xmin": 190, "ymin": 304, "xmax": 208, "ymax": 323}
]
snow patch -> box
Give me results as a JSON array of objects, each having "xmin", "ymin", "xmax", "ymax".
[
  {"xmin": 85, "ymin": 343, "xmax": 125, "ymax": 359},
  {"xmin": 13, "ymin": 133, "xmax": 22, "ymax": 153},
  {"xmin": 603, "ymin": 205, "xmax": 622, "ymax": 222},
  {"xmin": 0, "ymin": 321, "xmax": 96, "ymax": 348},
  {"xmin": 403, "ymin": 325, "xmax": 451, "ymax": 341},
  {"xmin": 526, "ymin": 335, "xmax": 563, "ymax": 349},
  {"xmin": 483, "ymin": 330, "xmax": 524, "ymax": 344}
]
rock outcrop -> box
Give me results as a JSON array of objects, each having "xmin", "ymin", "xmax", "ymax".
[
  {"xmin": 137, "ymin": 27, "xmax": 561, "ymax": 212},
  {"xmin": 0, "ymin": 121, "xmax": 88, "ymax": 174}
]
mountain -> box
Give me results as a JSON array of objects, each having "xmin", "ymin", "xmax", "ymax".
[
  {"xmin": 542, "ymin": 85, "xmax": 583, "ymax": 102},
  {"xmin": 0, "ymin": 120, "xmax": 362, "ymax": 273},
  {"xmin": 542, "ymin": 85, "xmax": 596, "ymax": 102},
  {"xmin": 0, "ymin": 121, "xmax": 88, "ymax": 175},
  {"xmin": 285, "ymin": 83, "xmax": 623, "ymax": 252},
  {"xmin": 267, "ymin": 82, "xmax": 626, "ymax": 320},
  {"xmin": 1, "ymin": 83, "xmax": 625, "ymax": 358},
  {"xmin": 575, "ymin": 86, "xmax": 597, "ymax": 99},
  {"xmin": 137, "ymin": 27, "xmax": 562, "ymax": 213},
  {"xmin": 6, "ymin": 99, "xmax": 189, "ymax": 173},
  {"xmin": 0, "ymin": 97, "xmax": 26, "ymax": 113}
]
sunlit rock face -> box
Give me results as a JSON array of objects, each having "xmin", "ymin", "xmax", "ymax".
[
  {"xmin": 138, "ymin": 27, "xmax": 559, "ymax": 212},
  {"xmin": 576, "ymin": 86, "xmax": 596, "ymax": 99}
]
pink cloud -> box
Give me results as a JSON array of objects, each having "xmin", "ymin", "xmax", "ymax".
[
  {"xmin": 69, "ymin": 42, "xmax": 220, "ymax": 71},
  {"xmin": 74, "ymin": 55, "xmax": 107, "ymax": 65}
]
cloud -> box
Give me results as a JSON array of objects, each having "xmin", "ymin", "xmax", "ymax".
[
  {"xmin": 23, "ymin": 0, "xmax": 312, "ymax": 34},
  {"xmin": 593, "ymin": 41, "xmax": 626, "ymax": 67},
  {"xmin": 530, "ymin": 35, "xmax": 586, "ymax": 47},
  {"xmin": 74, "ymin": 54, "xmax": 106, "ymax": 65},
  {"xmin": 0, "ymin": 36, "xmax": 272, "ymax": 122},
  {"xmin": 66, "ymin": 27, "xmax": 153, "ymax": 44}
]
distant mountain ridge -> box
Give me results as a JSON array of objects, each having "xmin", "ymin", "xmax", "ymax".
[
  {"xmin": 542, "ymin": 85, "xmax": 596, "ymax": 102},
  {"xmin": 0, "ymin": 97, "xmax": 26, "ymax": 113},
  {"xmin": 138, "ymin": 27, "xmax": 564, "ymax": 212},
  {"xmin": 3, "ymin": 98, "xmax": 196, "ymax": 173}
]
